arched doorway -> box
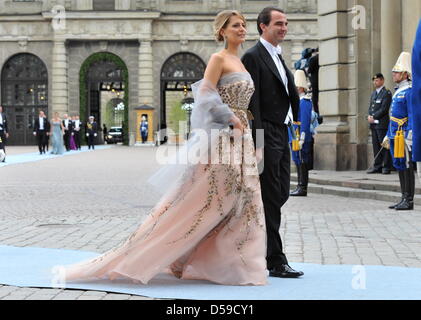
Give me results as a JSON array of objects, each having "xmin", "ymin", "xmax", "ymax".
[
  {"xmin": 80, "ymin": 53, "xmax": 128, "ymax": 144},
  {"xmin": 160, "ymin": 52, "xmax": 206, "ymax": 141},
  {"xmin": 1, "ymin": 53, "xmax": 48, "ymax": 145}
]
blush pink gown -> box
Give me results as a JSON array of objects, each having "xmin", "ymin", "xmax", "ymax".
[{"xmin": 64, "ymin": 72, "xmax": 267, "ymax": 286}]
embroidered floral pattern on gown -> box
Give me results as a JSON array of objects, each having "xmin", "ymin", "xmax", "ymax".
[{"xmin": 64, "ymin": 72, "xmax": 267, "ymax": 286}]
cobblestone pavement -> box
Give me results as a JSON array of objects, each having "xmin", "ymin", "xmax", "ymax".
[{"xmin": 1, "ymin": 146, "xmax": 421, "ymax": 300}]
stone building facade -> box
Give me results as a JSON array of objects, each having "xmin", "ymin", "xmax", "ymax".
[
  {"xmin": 0, "ymin": 0, "xmax": 318, "ymax": 146},
  {"xmin": 317, "ymin": 0, "xmax": 421, "ymax": 170}
]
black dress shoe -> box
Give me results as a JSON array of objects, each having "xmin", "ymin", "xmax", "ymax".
[
  {"xmin": 269, "ymin": 264, "xmax": 304, "ymax": 278},
  {"xmin": 395, "ymin": 198, "xmax": 414, "ymax": 211},
  {"xmin": 290, "ymin": 186, "xmax": 307, "ymax": 197},
  {"xmin": 382, "ymin": 168, "xmax": 391, "ymax": 175},
  {"xmin": 367, "ymin": 167, "xmax": 382, "ymax": 174}
]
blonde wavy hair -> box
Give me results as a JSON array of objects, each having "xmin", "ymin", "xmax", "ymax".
[{"xmin": 213, "ymin": 10, "xmax": 246, "ymax": 42}]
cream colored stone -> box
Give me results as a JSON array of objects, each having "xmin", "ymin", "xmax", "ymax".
[{"xmin": 318, "ymin": 12, "xmax": 348, "ymax": 40}]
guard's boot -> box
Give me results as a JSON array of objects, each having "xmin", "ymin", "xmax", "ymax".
[
  {"xmin": 291, "ymin": 164, "xmax": 308, "ymax": 197},
  {"xmin": 389, "ymin": 170, "xmax": 405, "ymax": 209},
  {"xmin": 396, "ymin": 168, "xmax": 415, "ymax": 211},
  {"xmin": 290, "ymin": 164, "xmax": 302, "ymax": 196}
]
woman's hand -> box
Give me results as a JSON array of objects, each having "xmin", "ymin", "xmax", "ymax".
[{"xmin": 229, "ymin": 115, "xmax": 244, "ymax": 137}]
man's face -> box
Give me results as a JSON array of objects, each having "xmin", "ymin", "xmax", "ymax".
[
  {"xmin": 261, "ymin": 10, "xmax": 288, "ymax": 46},
  {"xmin": 392, "ymin": 71, "xmax": 407, "ymax": 83},
  {"xmin": 0, "ymin": 106, "xmax": 3, "ymax": 113},
  {"xmin": 373, "ymin": 78, "xmax": 384, "ymax": 88},
  {"xmin": 39, "ymin": 111, "xmax": 45, "ymax": 118}
]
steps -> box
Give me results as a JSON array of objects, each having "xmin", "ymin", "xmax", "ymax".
[{"xmin": 290, "ymin": 171, "xmax": 421, "ymax": 205}]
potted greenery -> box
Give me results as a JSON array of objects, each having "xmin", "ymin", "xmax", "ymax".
[{"xmin": 168, "ymin": 101, "xmax": 187, "ymax": 145}]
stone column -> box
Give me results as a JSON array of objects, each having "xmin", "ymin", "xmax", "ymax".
[
  {"xmin": 134, "ymin": 39, "xmax": 154, "ymax": 146},
  {"xmin": 291, "ymin": 40, "xmax": 304, "ymax": 68},
  {"xmin": 75, "ymin": 0, "xmax": 92, "ymax": 10},
  {"xmin": 315, "ymin": 0, "xmax": 368, "ymax": 171},
  {"xmin": 381, "ymin": 0, "xmax": 402, "ymax": 91},
  {"xmin": 51, "ymin": 39, "xmax": 68, "ymax": 115},
  {"xmin": 138, "ymin": 40, "xmax": 154, "ymax": 106},
  {"xmin": 402, "ymin": 0, "xmax": 421, "ymax": 52}
]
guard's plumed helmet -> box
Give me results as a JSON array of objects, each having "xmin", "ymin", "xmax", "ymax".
[
  {"xmin": 392, "ymin": 52, "xmax": 412, "ymax": 76},
  {"xmin": 294, "ymin": 69, "xmax": 308, "ymax": 90}
]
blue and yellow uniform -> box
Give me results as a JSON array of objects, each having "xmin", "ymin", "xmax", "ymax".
[
  {"xmin": 387, "ymin": 81, "xmax": 412, "ymax": 171},
  {"xmin": 290, "ymin": 94, "xmax": 313, "ymax": 166},
  {"xmin": 412, "ymin": 19, "xmax": 421, "ymax": 163}
]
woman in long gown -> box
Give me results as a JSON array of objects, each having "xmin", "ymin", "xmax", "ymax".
[
  {"xmin": 50, "ymin": 112, "xmax": 65, "ymax": 155},
  {"xmin": 64, "ymin": 10, "xmax": 267, "ymax": 286}
]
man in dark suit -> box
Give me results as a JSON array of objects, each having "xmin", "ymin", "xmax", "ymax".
[
  {"xmin": 62, "ymin": 113, "xmax": 73, "ymax": 151},
  {"xmin": 242, "ymin": 7, "xmax": 303, "ymax": 278},
  {"xmin": 72, "ymin": 115, "xmax": 82, "ymax": 150},
  {"xmin": 367, "ymin": 73, "xmax": 393, "ymax": 174},
  {"xmin": 33, "ymin": 110, "xmax": 51, "ymax": 154},
  {"xmin": 0, "ymin": 105, "xmax": 9, "ymax": 162},
  {"xmin": 85, "ymin": 116, "xmax": 98, "ymax": 150}
]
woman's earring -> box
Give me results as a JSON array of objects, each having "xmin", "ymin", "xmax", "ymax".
[{"xmin": 224, "ymin": 36, "xmax": 228, "ymax": 49}]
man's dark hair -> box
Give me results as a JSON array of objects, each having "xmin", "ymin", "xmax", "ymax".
[{"xmin": 257, "ymin": 7, "xmax": 285, "ymax": 35}]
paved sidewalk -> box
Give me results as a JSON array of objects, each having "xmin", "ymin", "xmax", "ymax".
[{"xmin": 0, "ymin": 146, "xmax": 420, "ymax": 300}]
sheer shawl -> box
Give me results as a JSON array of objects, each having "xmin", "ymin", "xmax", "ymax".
[{"xmin": 147, "ymin": 77, "xmax": 235, "ymax": 194}]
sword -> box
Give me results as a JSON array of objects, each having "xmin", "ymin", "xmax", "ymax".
[{"xmin": 371, "ymin": 146, "xmax": 385, "ymax": 169}]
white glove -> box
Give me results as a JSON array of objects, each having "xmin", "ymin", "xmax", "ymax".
[
  {"xmin": 94, "ymin": 133, "xmax": 97, "ymax": 137},
  {"xmin": 418, "ymin": 162, "xmax": 421, "ymax": 183},
  {"xmin": 33, "ymin": 132, "xmax": 36, "ymax": 136},
  {"xmin": 86, "ymin": 133, "xmax": 89, "ymax": 137},
  {"xmin": 300, "ymin": 132, "xmax": 306, "ymax": 148},
  {"xmin": 381, "ymin": 136, "xmax": 390, "ymax": 150},
  {"xmin": 406, "ymin": 130, "xmax": 413, "ymax": 152}
]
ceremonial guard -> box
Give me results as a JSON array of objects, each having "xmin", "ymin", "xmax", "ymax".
[
  {"xmin": 140, "ymin": 115, "xmax": 149, "ymax": 144},
  {"xmin": 290, "ymin": 70, "xmax": 318, "ymax": 197},
  {"xmin": 412, "ymin": 19, "xmax": 421, "ymax": 183},
  {"xmin": 383, "ymin": 52, "xmax": 415, "ymax": 211},
  {"xmin": 367, "ymin": 73, "xmax": 393, "ymax": 174},
  {"xmin": 85, "ymin": 116, "xmax": 98, "ymax": 150}
]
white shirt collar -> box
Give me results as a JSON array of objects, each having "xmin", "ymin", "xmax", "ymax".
[
  {"xmin": 376, "ymin": 86, "xmax": 384, "ymax": 93},
  {"xmin": 260, "ymin": 37, "xmax": 282, "ymax": 56}
]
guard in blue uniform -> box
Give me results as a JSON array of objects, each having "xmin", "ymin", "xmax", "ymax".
[
  {"xmin": 140, "ymin": 115, "xmax": 149, "ymax": 144},
  {"xmin": 412, "ymin": 19, "xmax": 421, "ymax": 182},
  {"xmin": 383, "ymin": 52, "xmax": 415, "ymax": 211},
  {"xmin": 290, "ymin": 70, "xmax": 318, "ymax": 197}
]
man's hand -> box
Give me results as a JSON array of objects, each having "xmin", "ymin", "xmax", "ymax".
[
  {"xmin": 5, "ymin": 133, "xmax": 9, "ymax": 139},
  {"xmin": 368, "ymin": 116, "xmax": 375, "ymax": 124}
]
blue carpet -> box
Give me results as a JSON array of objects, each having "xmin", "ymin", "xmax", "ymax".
[
  {"xmin": 0, "ymin": 246, "xmax": 420, "ymax": 300},
  {"xmin": 0, "ymin": 146, "xmax": 112, "ymax": 167}
]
